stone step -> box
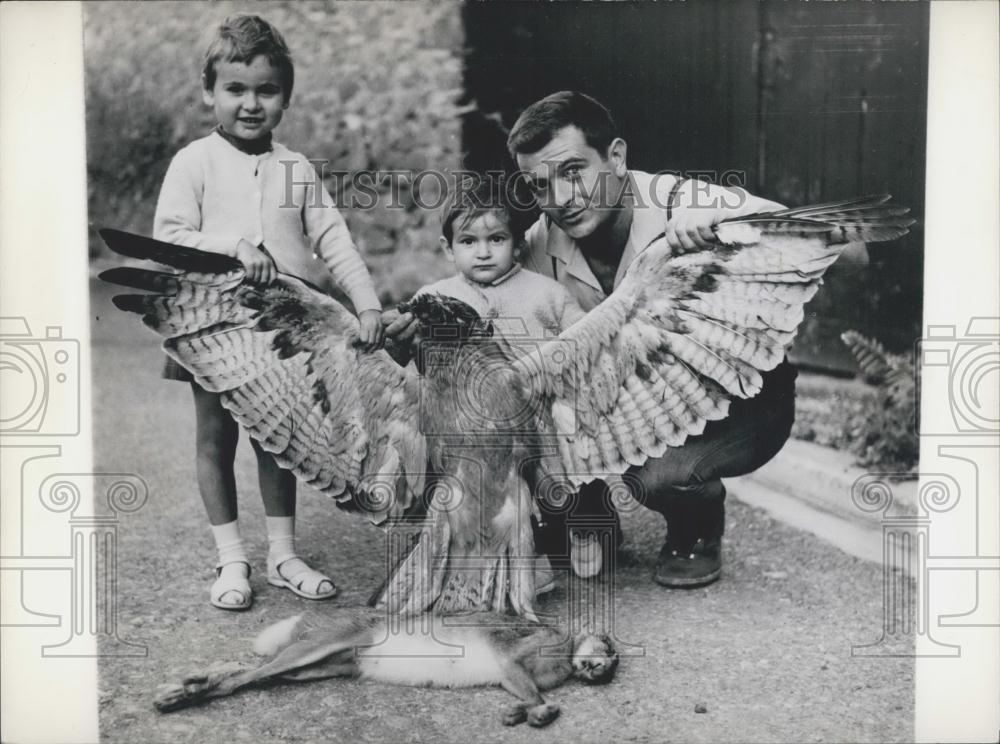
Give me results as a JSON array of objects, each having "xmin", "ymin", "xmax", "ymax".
[{"xmin": 729, "ymin": 438, "xmax": 919, "ymax": 567}]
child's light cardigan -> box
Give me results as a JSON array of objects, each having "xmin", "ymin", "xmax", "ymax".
[
  {"xmin": 416, "ymin": 264, "xmax": 586, "ymax": 343},
  {"xmin": 153, "ymin": 131, "xmax": 380, "ymax": 313}
]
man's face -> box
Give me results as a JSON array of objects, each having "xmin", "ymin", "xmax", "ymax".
[
  {"xmin": 203, "ymin": 55, "xmax": 288, "ymax": 141},
  {"xmin": 515, "ymin": 125, "xmax": 628, "ymax": 240}
]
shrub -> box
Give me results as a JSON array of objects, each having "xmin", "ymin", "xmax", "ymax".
[{"xmin": 840, "ymin": 331, "xmax": 920, "ymax": 473}]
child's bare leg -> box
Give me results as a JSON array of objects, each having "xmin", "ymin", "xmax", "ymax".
[
  {"xmin": 191, "ymin": 384, "xmax": 250, "ymax": 609},
  {"xmin": 254, "ymin": 440, "xmax": 337, "ymax": 599},
  {"xmin": 192, "ymin": 384, "xmax": 239, "ymax": 523}
]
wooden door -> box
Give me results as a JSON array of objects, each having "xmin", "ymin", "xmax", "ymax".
[{"xmin": 462, "ymin": 1, "xmax": 928, "ymax": 372}]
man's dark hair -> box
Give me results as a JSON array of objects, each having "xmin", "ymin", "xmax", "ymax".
[
  {"xmin": 203, "ymin": 15, "xmax": 295, "ymax": 101},
  {"xmin": 506, "ymin": 91, "xmax": 619, "ymax": 158}
]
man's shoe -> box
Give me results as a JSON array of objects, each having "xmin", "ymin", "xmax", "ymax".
[
  {"xmin": 655, "ymin": 491, "xmax": 725, "ymax": 588},
  {"xmin": 654, "ymin": 537, "xmax": 721, "ymax": 588}
]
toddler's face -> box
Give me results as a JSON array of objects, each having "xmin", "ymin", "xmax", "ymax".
[
  {"xmin": 203, "ymin": 55, "xmax": 287, "ymax": 141},
  {"xmin": 443, "ymin": 212, "xmax": 517, "ymax": 285}
]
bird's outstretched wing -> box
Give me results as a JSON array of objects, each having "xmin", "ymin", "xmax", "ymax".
[
  {"xmin": 515, "ymin": 195, "xmax": 914, "ymax": 486},
  {"xmin": 98, "ymin": 229, "xmax": 426, "ymax": 524}
]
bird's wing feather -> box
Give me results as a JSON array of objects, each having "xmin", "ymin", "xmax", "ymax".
[
  {"xmin": 725, "ymin": 193, "xmax": 915, "ymax": 244},
  {"xmin": 515, "ymin": 195, "xmax": 913, "ymax": 487},
  {"xmin": 99, "ymin": 229, "xmax": 425, "ymax": 523}
]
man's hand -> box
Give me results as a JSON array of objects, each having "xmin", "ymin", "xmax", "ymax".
[
  {"xmin": 236, "ymin": 240, "xmax": 278, "ymax": 284},
  {"xmin": 664, "ymin": 182, "xmax": 785, "ymax": 255},
  {"xmin": 358, "ymin": 309, "xmax": 385, "ymax": 351},
  {"xmin": 663, "ymin": 207, "xmax": 723, "ymax": 255}
]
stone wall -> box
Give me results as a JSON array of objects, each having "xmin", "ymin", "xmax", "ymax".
[{"xmin": 85, "ymin": 0, "xmax": 463, "ymax": 304}]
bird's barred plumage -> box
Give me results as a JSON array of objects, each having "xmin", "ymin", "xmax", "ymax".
[
  {"xmin": 99, "ymin": 194, "xmax": 912, "ymax": 617},
  {"xmin": 100, "ymin": 230, "xmax": 426, "ymax": 524},
  {"xmin": 512, "ymin": 195, "xmax": 913, "ymax": 486}
]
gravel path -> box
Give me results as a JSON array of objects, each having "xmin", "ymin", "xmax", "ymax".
[{"xmin": 91, "ymin": 279, "xmax": 913, "ymax": 743}]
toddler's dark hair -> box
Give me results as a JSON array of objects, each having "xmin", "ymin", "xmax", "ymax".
[
  {"xmin": 203, "ymin": 15, "xmax": 294, "ymax": 100},
  {"xmin": 441, "ymin": 175, "xmax": 529, "ymax": 247}
]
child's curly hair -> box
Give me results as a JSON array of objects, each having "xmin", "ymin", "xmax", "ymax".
[{"xmin": 202, "ymin": 15, "xmax": 295, "ymax": 101}]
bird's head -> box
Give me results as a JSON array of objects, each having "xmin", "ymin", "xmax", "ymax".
[{"xmin": 397, "ymin": 293, "xmax": 494, "ymax": 342}]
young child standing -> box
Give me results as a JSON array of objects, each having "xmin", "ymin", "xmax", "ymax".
[{"xmin": 153, "ymin": 15, "xmax": 383, "ymax": 610}]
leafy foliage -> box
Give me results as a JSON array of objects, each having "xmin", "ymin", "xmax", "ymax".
[
  {"xmin": 84, "ymin": 1, "xmax": 463, "ymax": 304},
  {"xmin": 840, "ymin": 330, "xmax": 919, "ymax": 472}
]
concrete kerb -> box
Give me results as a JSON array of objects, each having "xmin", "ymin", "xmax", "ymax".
[{"xmin": 728, "ymin": 438, "xmax": 917, "ymax": 566}]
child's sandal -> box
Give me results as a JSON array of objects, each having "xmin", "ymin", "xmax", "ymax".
[
  {"xmin": 266, "ymin": 555, "xmax": 338, "ymax": 600},
  {"xmin": 210, "ymin": 561, "xmax": 253, "ymax": 611}
]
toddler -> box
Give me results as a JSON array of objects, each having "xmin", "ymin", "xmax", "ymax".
[{"xmin": 406, "ymin": 178, "xmax": 611, "ymax": 584}]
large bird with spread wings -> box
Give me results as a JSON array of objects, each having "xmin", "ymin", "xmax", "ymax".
[{"xmin": 100, "ymin": 195, "xmax": 912, "ymax": 620}]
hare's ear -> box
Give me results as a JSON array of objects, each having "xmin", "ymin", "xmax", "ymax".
[{"xmin": 598, "ymin": 634, "xmax": 620, "ymax": 672}]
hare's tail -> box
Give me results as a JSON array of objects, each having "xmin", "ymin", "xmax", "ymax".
[{"xmin": 252, "ymin": 613, "xmax": 305, "ymax": 657}]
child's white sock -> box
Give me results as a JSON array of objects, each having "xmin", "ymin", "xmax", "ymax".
[
  {"xmin": 211, "ymin": 519, "xmax": 248, "ymax": 568},
  {"xmin": 266, "ymin": 515, "xmax": 297, "ymax": 567}
]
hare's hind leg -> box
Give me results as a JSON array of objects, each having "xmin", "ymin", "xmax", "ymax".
[
  {"xmin": 154, "ymin": 663, "xmax": 251, "ymax": 713},
  {"xmin": 278, "ymin": 659, "xmax": 357, "ymax": 682},
  {"xmin": 215, "ymin": 632, "xmax": 367, "ymax": 692},
  {"xmin": 154, "ymin": 632, "xmax": 366, "ymax": 712}
]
